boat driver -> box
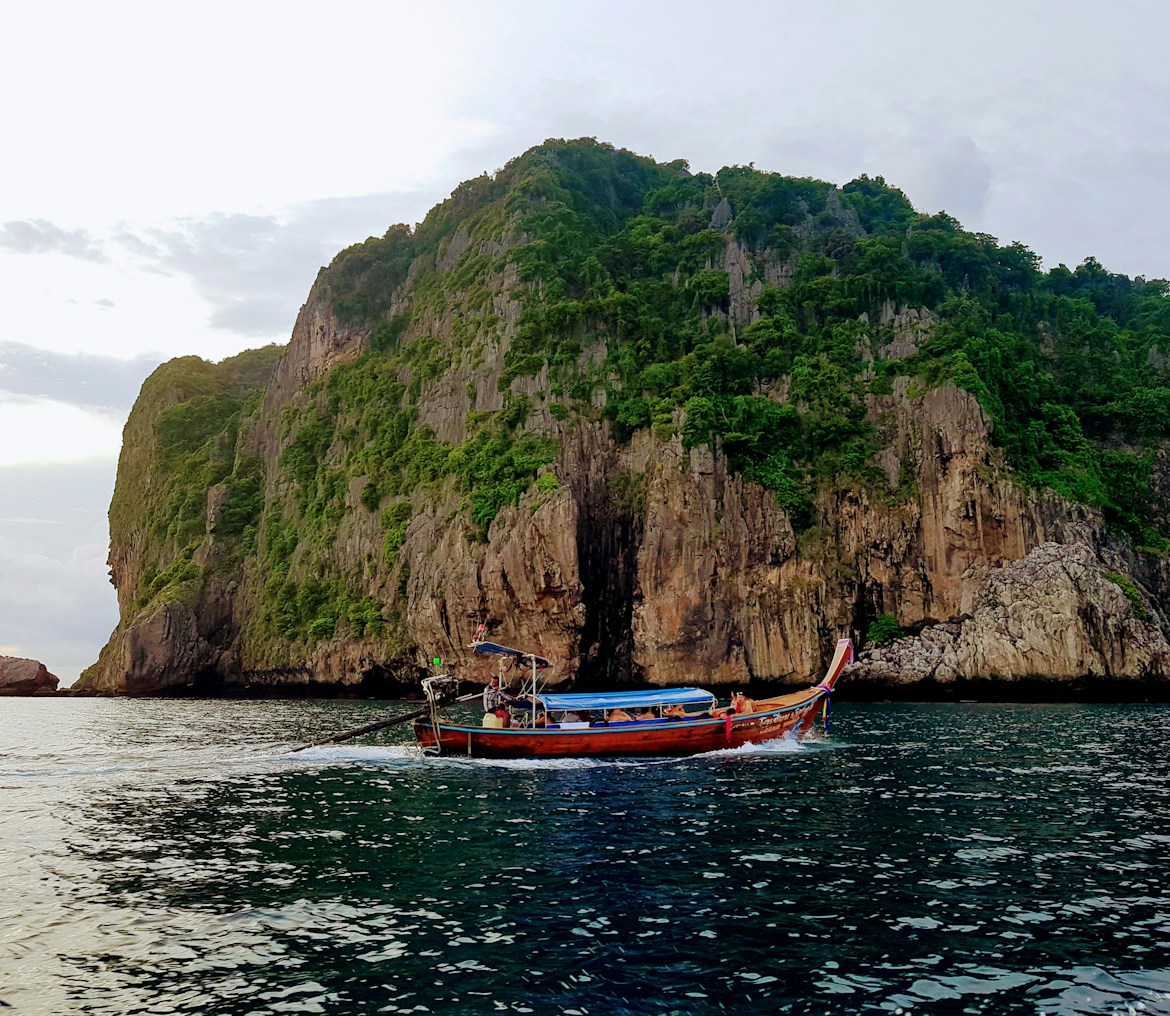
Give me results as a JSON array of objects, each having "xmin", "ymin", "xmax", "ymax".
[{"xmin": 483, "ymin": 675, "xmax": 511, "ymax": 714}]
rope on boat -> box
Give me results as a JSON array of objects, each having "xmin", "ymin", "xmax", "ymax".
[{"xmin": 816, "ymin": 682, "xmax": 833, "ymax": 733}]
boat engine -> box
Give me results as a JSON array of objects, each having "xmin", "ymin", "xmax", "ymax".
[{"xmin": 422, "ymin": 675, "xmax": 460, "ymax": 708}]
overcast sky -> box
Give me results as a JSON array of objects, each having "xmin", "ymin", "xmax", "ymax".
[{"xmin": 3, "ymin": 0, "xmax": 1169, "ymax": 684}]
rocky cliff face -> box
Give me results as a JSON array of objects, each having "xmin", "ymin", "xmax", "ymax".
[
  {"xmin": 77, "ymin": 141, "xmax": 1170, "ymax": 696},
  {"xmin": 0, "ymin": 656, "xmax": 59, "ymax": 695}
]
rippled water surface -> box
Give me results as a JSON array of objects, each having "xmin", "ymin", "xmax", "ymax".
[{"xmin": 4, "ymin": 699, "xmax": 1170, "ymax": 1014}]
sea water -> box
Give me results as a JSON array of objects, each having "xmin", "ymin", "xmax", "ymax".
[{"xmin": 2, "ymin": 698, "xmax": 1170, "ymax": 1014}]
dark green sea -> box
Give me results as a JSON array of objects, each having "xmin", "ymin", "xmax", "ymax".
[{"xmin": 3, "ymin": 699, "xmax": 1170, "ymax": 1015}]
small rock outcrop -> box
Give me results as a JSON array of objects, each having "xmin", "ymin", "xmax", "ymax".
[
  {"xmin": 0, "ymin": 656, "xmax": 59, "ymax": 695},
  {"xmin": 853, "ymin": 542, "xmax": 1170, "ymax": 693}
]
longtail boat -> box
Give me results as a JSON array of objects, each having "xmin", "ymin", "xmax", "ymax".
[{"xmin": 413, "ymin": 635, "xmax": 853, "ymax": 759}]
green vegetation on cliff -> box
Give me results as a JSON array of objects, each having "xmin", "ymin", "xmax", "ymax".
[
  {"xmin": 866, "ymin": 614, "xmax": 907, "ymax": 648},
  {"xmin": 110, "ymin": 346, "xmax": 283, "ymax": 612},
  {"xmin": 324, "ymin": 139, "xmax": 1170, "ymax": 549},
  {"xmin": 1106, "ymin": 572, "xmax": 1150, "ymax": 620}
]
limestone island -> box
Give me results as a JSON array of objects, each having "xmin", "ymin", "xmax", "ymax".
[{"xmin": 74, "ymin": 139, "xmax": 1170, "ymax": 700}]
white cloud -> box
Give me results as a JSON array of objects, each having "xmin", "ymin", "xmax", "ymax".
[
  {"xmin": 0, "ymin": 341, "xmax": 160, "ymax": 410},
  {"xmin": 0, "ymin": 248, "xmax": 240, "ymax": 360},
  {"xmin": 866, "ymin": 132, "xmax": 994, "ymax": 226},
  {"xmin": 0, "ymin": 3, "xmax": 490, "ymax": 225},
  {"xmin": 0, "ymin": 219, "xmax": 106, "ymax": 262},
  {"xmin": 112, "ymin": 190, "xmax": 444, "ymax": 337},
  {"xmin": 0, "ymin": 532, "xmax": 116, "ymax": 685},
  {"xmin": 0, "ymin": 394, "xmax": 124, "ymax": 467}
]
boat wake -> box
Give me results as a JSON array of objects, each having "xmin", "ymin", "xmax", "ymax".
[
  {"xmin": 288, "ymin": 745, "xmax": 670, "ymax": 770},
  {"xmin": 698, "ymin": 734, "xmax": 810, "ymax": 758},
  {"xmin": 283, "ymin": 733, "xmax": 830, "ymax": 770},
  {"xmin": 285, "ymin": 744, "xmax": 427, "ymax": 765}
]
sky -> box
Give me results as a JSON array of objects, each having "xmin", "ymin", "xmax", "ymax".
[{"xmin": 3, "ymin": 0, "xmax": 1170, "ymax": 684}]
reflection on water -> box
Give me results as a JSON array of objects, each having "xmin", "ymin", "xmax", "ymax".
[{"xmin": 2, "ymin": 700, "xmax": 1170, "ymax": 1014}]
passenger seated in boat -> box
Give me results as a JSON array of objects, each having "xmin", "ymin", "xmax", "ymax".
[
  {"xmin": 664, "ymin": 704, "xmax": 688, "ymax": 719},
  {"xmin": 511, "ymin": 707, "xmax": 548, "ymax": 728},
  {"xmin": 732, "ymin": 692, "xmax": 755, "ymax": 715},
  {"xmin": 607, "ymin": 708, "xmax": 633, "ymax": 723},
  {"xmin": 636, "ymin": 708, "xmax": 657, "ymax": 721}
]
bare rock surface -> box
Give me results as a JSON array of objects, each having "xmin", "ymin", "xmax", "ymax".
[
  {"xmin": 0, "ymin": 656, "xmax": 59, "ymax": 695},
  {"xmin": 854, "ymin": 543, "xmax": 1170, "ymax": 688},
  {"xmin": 404, "ymin": 484, "xmax": 584, "ymax": 685}
]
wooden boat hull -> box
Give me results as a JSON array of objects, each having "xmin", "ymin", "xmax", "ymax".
[{"xmin": 414, "ymin": 697, "xmax": 823, "ymax": 758}]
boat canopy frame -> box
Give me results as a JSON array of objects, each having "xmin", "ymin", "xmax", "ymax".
[
  {"xmin": 471, "ymin": 634, "xmax": 717, "ymax": 715},
  {"xmin": 534, "ymin": 688, "xmax": 717, "ymax": 712},
  {"xmin": 471, "ymin": 631, "xmax": 555, "ymax": 728},
  {"xmin": 471, "ymin": 640, "xmax": 552, "ymax": 671}
]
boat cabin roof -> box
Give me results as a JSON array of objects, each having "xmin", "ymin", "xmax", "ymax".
[
  {"xmin": 472, "ymin": 641, "xmax": 552, "ymax": 669},
  {"xmin": 535, "ymin": 688, "xmax": 716, "ymax": 711}
]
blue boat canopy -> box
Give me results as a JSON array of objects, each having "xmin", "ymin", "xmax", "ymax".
[
  {"xmin": 472, "ymin": 641, "xmax": 552, "ymax": 670},
  {"xmin": 535, "ymin": 688, "xmax": 716, "ymax": 711}
]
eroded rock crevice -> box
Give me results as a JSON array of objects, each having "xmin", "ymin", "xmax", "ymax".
[
  {"xmin": 566, "ymin": 425, "xmax": 645, "ymax": 689},
  {"xmin": 574, "ymin": 473, "xmax": 645, "ymax": 690}
]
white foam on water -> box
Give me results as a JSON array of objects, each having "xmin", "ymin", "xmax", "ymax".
[
  {"xmin": 284, "ymin": 744, "xmax": 426, "ymax": 765},
  {"xmin": 287, "ymin": 746, "xmax": 706, "ymax": 772},
  {"xmin": 695, "ymin": 734, "xmax": 808, "ymax": 758},
  {"xmin": 278, "ymin": 743, "xmax": 662, "ymax": 773}
]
